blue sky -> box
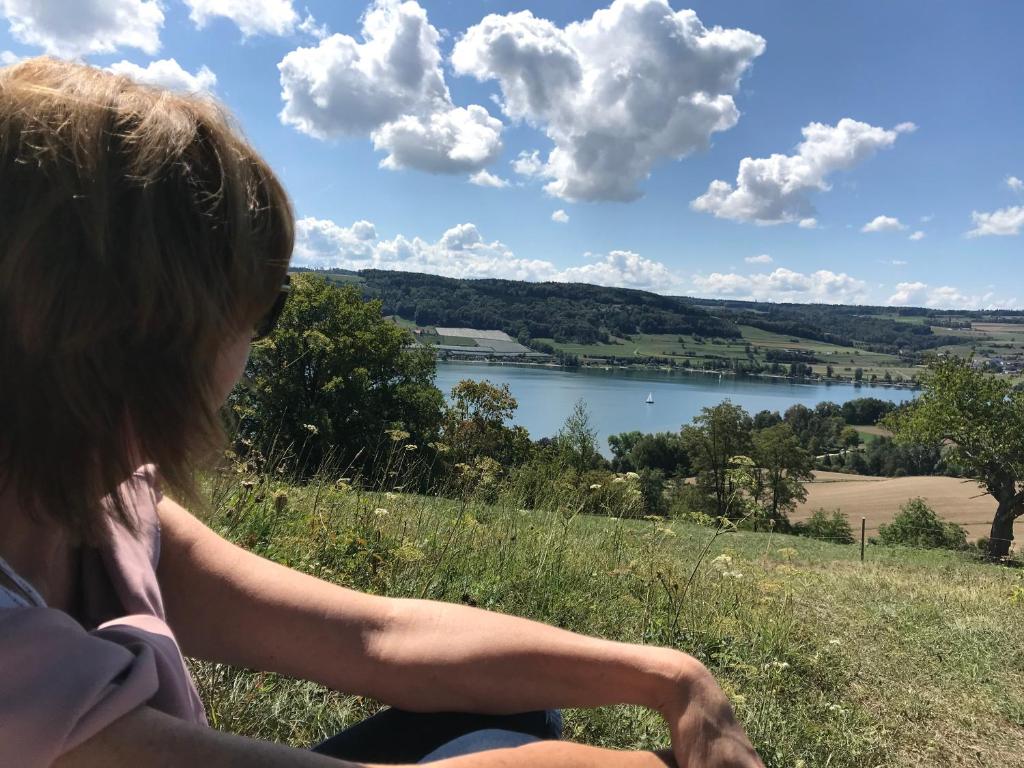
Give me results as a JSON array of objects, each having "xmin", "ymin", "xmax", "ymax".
[{"xmin": 2, "ymin": 0, "xmax": 1022, "ymax": 308}]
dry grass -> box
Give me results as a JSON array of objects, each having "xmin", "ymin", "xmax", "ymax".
[{"xmin": 792, "ymin": 472, "xmax": 1007, "ymax": 542}]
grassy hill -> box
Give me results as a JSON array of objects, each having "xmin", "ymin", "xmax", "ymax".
[
  {"xmin": 193, "ymin": 470, "xmax": 1024, "ymax": 767},
  {"xmin": 292, "ymin": 268, "xmax": 1024, "ymax": 379}
]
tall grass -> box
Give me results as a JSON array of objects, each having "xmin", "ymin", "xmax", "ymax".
[{"xmin": 192, "ymin": 454, "xmax": 1024, "ymax": 767}]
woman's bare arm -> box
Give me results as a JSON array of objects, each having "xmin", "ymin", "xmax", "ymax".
[{"xmin": 54, "ymin": 705, "xmax": 675, "ymax": 768}]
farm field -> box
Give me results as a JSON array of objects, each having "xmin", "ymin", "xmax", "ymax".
[
  {"xmin": 534, "ymin": 325, "xmax": 921, "ymax": 381},
  {"xmin": 792, "ymin": 471, "xmax": 1007, "ymax": 543},
  {"xmin": 197, "ymin": 474, "xmax": 1024, "ymax": 767}
]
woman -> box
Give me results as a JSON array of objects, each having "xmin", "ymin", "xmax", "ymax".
[{"xmin": 0, "ymin": 58, "xmax": 762, "ymax": 768}]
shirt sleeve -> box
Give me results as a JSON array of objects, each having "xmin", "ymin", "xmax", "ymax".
[{"xmin": 0, "ymin": 608, "xmax": 190, "ymax": 767}]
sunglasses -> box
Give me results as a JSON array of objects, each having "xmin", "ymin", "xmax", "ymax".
[{"xmin": 253, "ymin": 274, "xmax": 291, "ymax": 341}]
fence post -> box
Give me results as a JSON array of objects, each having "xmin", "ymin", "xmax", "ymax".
[{"xmin": 860, "ymin": 517, "xmax": 866, "ymax": 562}]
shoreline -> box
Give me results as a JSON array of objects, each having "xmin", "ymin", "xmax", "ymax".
[{"xmin": 434, "ymin": 355, "xmax": 925, "ymax": 391}]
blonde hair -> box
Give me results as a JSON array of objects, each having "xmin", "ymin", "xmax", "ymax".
[{"xmin": 0, "ymin": 57, "xmax": 294, "ymax": 542}]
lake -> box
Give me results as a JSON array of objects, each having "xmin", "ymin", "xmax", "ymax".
[{"xmin": 435, "ymin": 362, "xmax": 916, "ymax": 452}]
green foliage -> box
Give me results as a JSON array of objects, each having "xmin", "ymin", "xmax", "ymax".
[
  {"xmin": 233, "ymin": 275, "xmax": 444, "ymax": 479},
  {"xmin": 885, "ymin": 357, "xmax": 1024, "ymax": 557},
  {"xmin": 361, "ymin": 270, "xmax": 740, "ymax": 345},
  {"xmin": 681, "ymin": 401, "xmax": 753, "ymax": 518},
  {"xmin": 793, "ymin": 509, "xmax": 855, "ymax": 544},
  {"xmin": 554, "ymin": 400, "xmax": 605, "ymax": 477},
  {"xmin": 607, "ymin": 431, "xmax": 690, "ymax": 476},
  {"xmin": 750, "ymin": 423, "xmax": 815, "ymax": 524},
  {"xmin": 440, "ymin": 379, "xmax": 532, "ymax": 470},
  {"xmin": 878, "ymin": 498, "xmax": 968, "ymax": 550}
]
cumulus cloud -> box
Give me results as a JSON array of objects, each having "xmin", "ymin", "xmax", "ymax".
[
  {"xmin": 511, "ymin": 149, "xmax": 544, "ymax": 177},
  {"xmin": 744, "ymin": 254, "xmax": 772, "ymax": 264},
  {"xmin": 452, "ymin": 0, "xmax": 765, "ymax": 202},
  {"xmin": 294, "ymin": 216, "xmax": 682, "ymax": 291},
  {"xmin": 692, "ymin": 119, "xmax": 914, "ymax": 225},
  {"xmin": 0, "ymin": 50, "xmax": 21, "ymax": 64},
  {"xmin": 798, "ymin": 217, "xmax": 818, "ymax": 229},
  {"xmin": 966, "ymin": 205, "xmax": 1024, "ymax": 237},
  {"xmin": 107, "ymin": 58, "xmax": 216, "ymax": 93},
  {"xmin": 184, "ymin": 0, "xmax": 298, "ymax": 37},
  {"xmin": 887, "ymin": 281, "xmax": 1017, "ymax": 310},
  {"xmin": 861, "ymin": 215, "xmax": 905, "ymax": 233},
  {"xmin": 691, "ymin": 267, "xmax": 867, "ymax": 303},
  {"xmin": 278, "ymin": 0, "xmax": 501, "ymax": 175},
  {"xmin": 551, "ymin": 209, "xmax": 569, "ymax": 223},
  {"xmin": 0, "ymin": 0, "xmax": 163, "ymax": 57},
  {"xmin": 908, "ymin": 230, "xmax": 925, "ymax": 241},
  {"xmin": 469, "ymin": 169, "xmax": 509, "ymax": 188},
  {"xmin": 1007, "ymin": 175, "xmax": 1023, "ymax": 192}
]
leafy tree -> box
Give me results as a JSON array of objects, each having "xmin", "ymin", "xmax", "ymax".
[
  {"xmin": 840, "ymin": 427, "xmax": 861, "ymax": 451},
  {"xmin": 555, "ymin": 400, "xmax": 603, "ymax": 477},
  {"xmin": 750, "ymin": 423, "xmax": 815, "ymax": 523},
  {"xmin": 878, "ymin": 498, "xmax": 967, "ymax": 550},
  {"xmin": 608, "ymin": 431, "xmax": 689, "ymax": 476},
  {"xmin": 681, "ymin": 402, "xmax": 752, "ymax": 518},
  {"xmin": 885, "ymin": 358, "xmax": 1024, "ymax": 558},
  {"xmin": 235, "ymin": 275, "xmax": 444, "ymax": 477},
  {"xmin": 441, "ymin": 379, "xmax": 532, "ymax": 469}
]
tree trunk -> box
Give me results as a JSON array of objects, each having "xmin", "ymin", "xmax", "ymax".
[{"xmin": 987, "ymin": 496, "xmax": 1017, "ymax": 559}]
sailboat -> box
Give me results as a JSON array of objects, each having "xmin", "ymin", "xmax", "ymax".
[{"xmin": 645, "ymin": 392, "xmax": 654, "ymax": 404}]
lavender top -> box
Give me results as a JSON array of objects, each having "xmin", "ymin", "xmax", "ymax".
[{"xmin": 0, "ymin": 466, "xmax": 207, "ymax": 767}]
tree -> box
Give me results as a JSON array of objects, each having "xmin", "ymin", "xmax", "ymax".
[
  {"xmin": 884, "ymin": 358, "xmax": 1024, "ymax": 558},
  {"xmin": 750, "ymin": 423, "xmax": 815, "ymax": 524},
  {"xmin": 441, "ymin": 379, "xmax": 532, "ymax": 469},
  {"xmin": 235, "ymin": 274, "xmax": 444, "ymax": 477},
  {"xmin": 839, "ymin": 427, "xmax": 861, "ymax": 451},
  {"xmin": 608, "ymin": 431, "xmax": 690, "ymax": 476},
  {"xmin": 681, "ymin": 401, "xmax": 752, "ymax": 518},
  {"xmin": 555, "ymin": 400, "xmax": 603, "ymax": 477}
]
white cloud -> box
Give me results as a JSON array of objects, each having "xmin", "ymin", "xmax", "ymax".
[
  {"xmin": 889, "ymin": 259, "xmax": 908, "ymax": 265},
  {"xmin": 278, "ymin": 0, "xmax": 501, "ymax": 175},
  {"xmin": 861, "ymin": 215, "xmax": 905, "ymax": 233},
  {"xmin": 744, "ymin": 254, "xmax": 773, "ymax": 264},
  {"xmin": 551, "ymin": 209, "xmax": 569, "ymax": 223},
  {"xmin": 297, "ymin": 12, "xmax": 328, "ymax": 40},
  {"xmin": 0, "ymin": 0, "xmax": 163, "ymax": 57},
  {"xmin": 966, "ymin": 205, "xmax": 1024, "ymax": 237},
  {"xmin": 691, "ymin": 267, "xmax": 868, "ymax": 303},
  {"xmin": 452, "ymin": 0, "xmax": 765, "ymax": 202},
  {"xmin": 511, "ymin": 149, "xmax": 544, "ymax": 177},
  {"xmin": 0, "ymin": 49, "xmax": 20, "ymax": 64},
  {"xmin": 908, "ymin": 230, "xmax": 925, "ymax": 241},
  {"xmin": 294, "ymin": 216, "xmax": 682, "ymax": 291},
  {"xmin": 469, "ymin": 169, "xmax": 509, "ymax": 188},
  {"xmin": 798, "ymin": 217, "xmax": 818, "ymax": 229},
  {"xmin": 184, "ymin": 0, "xmax": 298, "ymax": 37},
  {"xmin": 1007, "ymin": 175, "xmax": 1023, "ymax": 192},
  {"xmin": 692, "ymin": 119, "xmax": 914, "ymax": 225},
  {"xmin": 887, "ymin": 281, "xmax": 1017, "ymax": 310},
  {"xmin": 371, "ymin": 105, "xmax": 502, "ymax": 173},
  {"xmin": 107, "ymin": 58, "xmax": 216, "ymax": 93}
]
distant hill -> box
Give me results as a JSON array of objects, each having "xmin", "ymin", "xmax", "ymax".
[{"xmin": 292, "ymin": 267, "xmax": 1024, "ymax": 365}]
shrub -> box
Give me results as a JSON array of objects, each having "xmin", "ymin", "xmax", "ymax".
[
  {"xmin": 793, "ymin": 509, "xmax": 855, "ymax": 544},
  {"xmin": 878, "ymin": 498, "xmax": 968, "ymax": 550}
]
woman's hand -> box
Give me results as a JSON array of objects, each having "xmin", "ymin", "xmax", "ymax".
[{"xmin": 656, "ymin": 657, "xmax": 763, "ymax": 768}]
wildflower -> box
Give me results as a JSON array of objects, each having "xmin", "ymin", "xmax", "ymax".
[
  {"xmin": 656, "ymin": 526, "xmax": 677, "ymax": 537},
  {"xmin": 762, "ymin": 661, "xmax": 789, "ymax": 673},
  {"xmin": 241, "ymin": 480, "xmax": 255, "ymax": 490},
  {"xmin": 828, "ymin": 638, "xmax": 842, "ymax": 646},
  {"xmin": 373, "ymin": 508, "xmax": 388, "ymax": 517},
  {"xmin": 302, "ymin": 423, "xmax": 319, "ymax": 435},
  {"xmin": 710, "ymin": 554, "xmax": 734, "ymax": 570},
  {"xmin": 335, "ymin": 479, "xmax": 351, "ymax": 492},
  {"xmin": 404, "ymin": 443, "xmax": 418, "ymax": 451},
  {"xmin": 625, "ymin": 471, "xmax": 640, "ymax": 480},
  {"xmin": 589, "ymin": 483, "xmax": 602, "ymax": 490},
  {"xmin": 611, "ymin": 476, "xmax": 626, "ymax": 484},
  {"xmin": 386, "ymin": 428, "xmax": 411, "ymax": 442},
  {"xmin": 385, "ymin": 492, "xmax": 397, "ymax": 500}
]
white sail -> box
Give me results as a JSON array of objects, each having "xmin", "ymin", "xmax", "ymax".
[{"xmin": 645, "ymin": 392, "xmax": 654, "ymax": 404}]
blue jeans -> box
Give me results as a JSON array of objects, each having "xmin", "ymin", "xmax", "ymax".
[{"xmin": 311, "ymin": 708, "xmax": 562, "ymax": 764}]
